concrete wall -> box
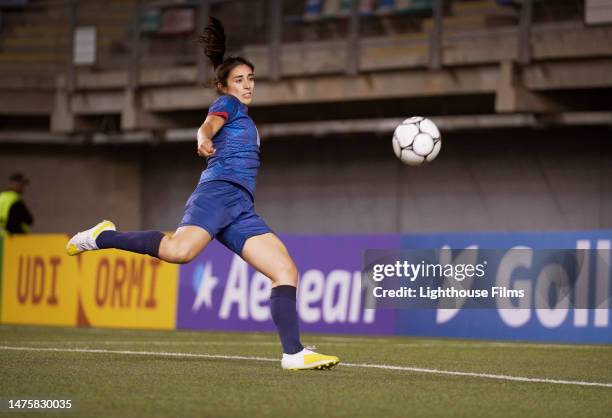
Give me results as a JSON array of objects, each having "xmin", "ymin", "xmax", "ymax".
[
  {"xmin": 2, "ymin": 126, "xmax": 611, "ymax": 234},
  {"xmin": 0, "ymin": 144, "xmax": 143, "ymax": 234},
  {"xmin": 143, "ymin": 126, "xmax": 612, "ymax": 233},
  {"xmin": 256, "ymin": 128, "xmax": 612, "ymax": 233}
]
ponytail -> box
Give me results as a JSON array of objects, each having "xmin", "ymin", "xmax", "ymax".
[
  {"xmin": 199, "ymin": 16, "xmax": 226, "ymax": 69},
  {"xmin": 198, "ymin": 17, "xmax": 255, "ymax": 94}
]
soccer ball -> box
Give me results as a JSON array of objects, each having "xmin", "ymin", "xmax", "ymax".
[{"xmin": 392, "ymin": 117, "xmax": 441, "ymax": 166}]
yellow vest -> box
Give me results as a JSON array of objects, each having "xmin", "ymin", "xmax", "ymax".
[{"xmin": 0, "ymin": 190, "xmax": 24, "ymax": 235}]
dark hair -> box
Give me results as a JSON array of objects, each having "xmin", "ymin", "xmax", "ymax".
[
  {"xmin": 198, "ymin": 17, "xmax": 254, "ymax": 94},
  {"xmin": 9, "ymin": 172, "xmax": 29, "ymax": 185}
]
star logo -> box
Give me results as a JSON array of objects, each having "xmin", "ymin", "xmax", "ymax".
[{"xmin": 192, "ymin": 262, "xmax": 219, "ymax": 312}]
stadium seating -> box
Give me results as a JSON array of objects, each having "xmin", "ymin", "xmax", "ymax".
[
  {"xmin": 0, "ymin": 1, "xmax": 68, "ymax": 74},
  {"xmin": 0, "ymin": 0, "xmax": 29, "ymax": 7},
  {"xmin": 0, "ymin": 0, "xmax": 601, "ymax": 102},
  {"xmin": 0, "ymin": 0, "xmax": 591, "ymax": 79},
  {"xmin": 0, "ymin": 0, "xmax": 135, "ymax": 75},
  {"xmin": 288, "ymin": 0, "xmax": 522, "ymax": 45},
  {"xmin": 303, "ymin": 0, "xmax": 323, "ymax": 20},
  {"xmin": 376, "ymin": 0, "xmax": 433, "ymax": 15},
  {"xmin": 302, "ymin": 0, "xmax": 434, "ymax": 20}
]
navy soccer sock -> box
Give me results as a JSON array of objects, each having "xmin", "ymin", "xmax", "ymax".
[
  {"xmin": 96, "ymin": 230, "xmax": 165, "ymax": 258},
  {"xmin": 270, "ymin": 285, "xmax": 304, "ymax": 355}
]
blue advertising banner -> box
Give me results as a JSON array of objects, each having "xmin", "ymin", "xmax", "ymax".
[
  {"xmin": 176, "ymin": 231, "xmax": 611, "ymax": 343},
  {"xmin": 176, "ymin": 235, "xmax": 400, "ymax": 335},
  {"xmin": 399, "ymin": 231, "xmax": 612, "ymax": 343}
]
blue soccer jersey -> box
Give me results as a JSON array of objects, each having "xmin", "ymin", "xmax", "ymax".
[{"xmin": 199, "ymin": 94, "xmax": 260, "ymax": 198}]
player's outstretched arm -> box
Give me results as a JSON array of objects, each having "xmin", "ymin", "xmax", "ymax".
[{"xmin": 197, "ymin": 114, "xmax": 225, "ymax": 157}]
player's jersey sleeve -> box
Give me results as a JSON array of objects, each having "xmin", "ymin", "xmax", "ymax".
[{"xmin": 207, "ymin": 95, "xmax": 240, "ymax": 122}]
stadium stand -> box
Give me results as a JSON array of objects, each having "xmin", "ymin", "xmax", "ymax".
[
  {"xmin": 0, "ymin": 0, "xmax": 68, "ymax": 74},
  {"xmin": 0, "ymin": 0, "xmax": 611, "ymax": 129},
  {"xmin": 0, "ymin": 0, "xmax": 136, "ymax": 75},
  {"xmin": 75, "ymin": 0, "xmax": 134, "ymax": 69},
  {"xmin": 1, "ymin": 0, "xmax": 611, "ymax": 245}
]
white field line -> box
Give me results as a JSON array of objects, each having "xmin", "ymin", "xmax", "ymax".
[{"xmin": 1, "ymin": 345, "xmax": 611, "ymax": 388}]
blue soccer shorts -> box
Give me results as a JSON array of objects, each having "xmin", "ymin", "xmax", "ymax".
[{"xmin": 179, "ymin": 180, "xmax": 272, "ymax": 255}]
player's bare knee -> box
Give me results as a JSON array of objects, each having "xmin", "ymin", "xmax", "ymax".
[
  {"xmin": 274, "ymin": 263, "xmax": 298, "ymax": 287},
  {"xmin": 174, "ymin": 246, "xmax": 197, "ymax": 264},
  {"xmin": 163, "ymin": 238, "xmax": 195, "ymax": 264}
]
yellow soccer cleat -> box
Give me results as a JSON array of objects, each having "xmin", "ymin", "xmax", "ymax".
[
  {"xmin": 281, "ymin": 347, "xmax": 340, "ymax": 371},
  {"xmin": 66, "ymin": 220, "xmax": 116, "ymax": 256}
]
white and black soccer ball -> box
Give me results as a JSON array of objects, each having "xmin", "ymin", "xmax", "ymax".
[{"xmin": 392, "ymin": 117, "xmax": 441, "ymax": 166}]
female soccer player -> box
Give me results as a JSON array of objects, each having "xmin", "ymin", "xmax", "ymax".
[{"xmin": 66, "ymin": 17, "xmax": 339, "ymax": 371}]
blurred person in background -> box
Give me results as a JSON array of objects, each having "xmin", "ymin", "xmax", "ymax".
[
  {"xmin": 0, "ymin": 172, "xmax": 34, "ymax": 236},
  {"xmin": 66, "ymin": 17, "xmax": 339, "ymax": 371}
]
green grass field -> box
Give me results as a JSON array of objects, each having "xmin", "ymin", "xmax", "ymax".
[{"xmin": 0, "ymin": 325, "xmax": 611, "ymax": 418}]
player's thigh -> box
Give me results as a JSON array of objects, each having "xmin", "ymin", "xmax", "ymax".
[
  {"xmin": 241, "ymin": 232, "xmax": 298, "ymax": 287},
  {"xmin": 159, "ymin": 225, "xmax": 212, "ymax": 263}
]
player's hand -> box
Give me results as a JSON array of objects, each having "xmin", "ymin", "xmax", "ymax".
[{"xmin": 197, "ymin": 139, "xmax": 216, "ymax": 158}]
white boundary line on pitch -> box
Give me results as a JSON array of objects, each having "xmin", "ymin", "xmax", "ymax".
[{"xmin": 1, "ymin": 345, "xmax": 611, "ymax": 388}]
